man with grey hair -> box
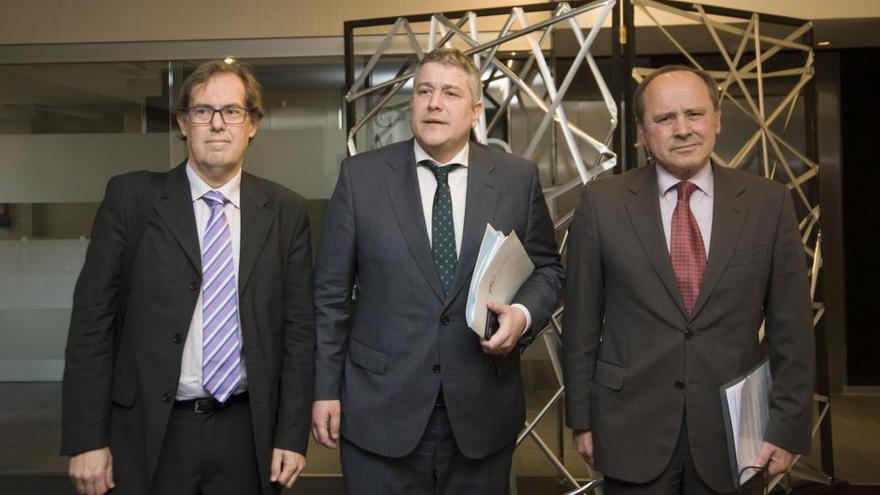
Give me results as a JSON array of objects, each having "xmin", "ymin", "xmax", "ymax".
[
  {"xmin": 62, "ymin": 58, "xmax": 315, "ymax": 495},
  {"xmin": 312, "ymin": 48, "xmax": 563, "ymax": 493},
  {"xmin": 562, "ymin": 65, "xmax": 814, "ymax": 494}
]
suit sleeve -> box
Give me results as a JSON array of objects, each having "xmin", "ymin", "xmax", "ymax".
[
  {"xmin": 61, "ymin": 176, "xmax": 130, "ymax": 455},
  {"xmin": 274, "ymin": 197, "xmax": 317, "ymax": 454},
  {"xmin": 763, "ymin": 187, "xmax": 815, "ymax": 454},
  {"xmin": 511, "ymin": 164, "xmax": 564, "ymax": 345},
  {"xmin": 561, "ymin": 185, "xmax": 605, "ymax": 431},
  {"xmin": 313, "ymin": 159, "xmax": 357, "ymax": 400}
]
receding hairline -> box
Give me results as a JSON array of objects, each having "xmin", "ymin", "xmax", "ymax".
[{"xmin": 634, "ymin": 65, "xmax": 719, "ymax": 123}]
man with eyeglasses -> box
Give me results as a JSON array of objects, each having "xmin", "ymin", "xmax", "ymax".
[{"xmin": 62, "ymin": 59, "xmax": 315, "ymax": 495}]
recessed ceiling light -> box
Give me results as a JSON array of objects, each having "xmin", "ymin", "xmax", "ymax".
[
  {"xmin": 224, "ymin": 56, "xmax": 236, "ymax": 64},
  {"xmin": 817, "ymin": 40, "xmax": 831, "ymax": 47}
]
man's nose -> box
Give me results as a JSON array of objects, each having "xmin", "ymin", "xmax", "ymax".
[
  {"xmin": 428, "ymin": 91, "xmax": 443, "ymax": 109},
  {"xmin": 672, "ymin": 115, "xmax": 692, "ymax": 136},
  {"xmin": 210, "ymin": 110, "xmax": 225, "ymax": 129}
]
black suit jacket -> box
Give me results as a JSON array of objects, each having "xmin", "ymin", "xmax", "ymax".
[
  {"xmin": 313, "ymin": 140, "xmax": 564, "ymax": 459},
  {"xmin": 562, "ymin": 164, "xmax": 814, "ymax": 492},
  {"xmin": 61, "ymin": 162, "xmax": 315, "ymax": 495}
]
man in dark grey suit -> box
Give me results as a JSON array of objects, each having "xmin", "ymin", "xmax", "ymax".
[
  {"xmin": 562, "ymin": 65, "xmax": 814, "ymax": 494},
  {"xmin": 311, "ymin": 48, "xmax": 564, "ymax": 494},
  {"xmin": 62, "ymin": 59, "xmax": 314, "ymax": 495}
]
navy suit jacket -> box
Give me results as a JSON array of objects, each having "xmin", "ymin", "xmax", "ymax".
[{"xmin": 313, "ymin": 140, "xmax": 564, "ymax": 459}]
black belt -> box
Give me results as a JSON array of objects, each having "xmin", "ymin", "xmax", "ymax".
[{"xmin": 173, "ymin": 392, "xmax": 248, "ymax": 414}]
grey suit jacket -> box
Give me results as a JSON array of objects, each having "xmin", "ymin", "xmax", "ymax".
[
  {"xmin": 61, "ymin": 162, "xmax": 315, "ymax": 495},
  {"xmin": 562, "ymin": 164, "xmax": 814, "ymax": 492},
  {"xmin": 313, "ymin": 140, "xmax": 563, "ymax": 459}
]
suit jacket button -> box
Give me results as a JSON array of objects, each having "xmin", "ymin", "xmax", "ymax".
[
  {"xmin": 684, "ymin": 330, "xmax": 695, "ymax": 340},
  {"xmin": 189, "ymin": 281, "xmax": 200, "ymax": 291},
  {"xmin": 440, "ymin": 316, "xmax": 450, "ymax": 326},
  {"xmin": 161, "ymin": 393, "xmax": 171, "ymax": 403},
  {"xmin": 432, "ymin": 364, "xmax": 441, "ymax": 373},
  {"xmin": 674, "ymin": 380, "xmax": 685, "ymax": 390},
  {"xmin": 173, "ymin": 333, "xmax": 183, "ymax": 344}
]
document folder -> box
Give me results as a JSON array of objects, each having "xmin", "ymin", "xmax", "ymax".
[{"xmin": 719, "ymin": 358, "xmax": 772, "ymax": 487}]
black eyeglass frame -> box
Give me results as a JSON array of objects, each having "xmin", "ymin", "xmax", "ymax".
[{"xmin": 185, "ymin": 105, "xmax": 252, "ymax": 125}]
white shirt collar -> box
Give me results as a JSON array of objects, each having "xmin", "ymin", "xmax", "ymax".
[
  {"xmin": 657, "ymin": 162, "xmax": 714, "ymax": 198},
  {"xmin": 186, "ymin": 162, "xmax": 242, "ymax": 208},
  {"xmin": 413, "ymin": 140, "xmax": 470, "ymax": 168}
]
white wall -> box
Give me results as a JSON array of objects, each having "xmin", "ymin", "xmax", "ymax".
[{"xmin": 0, "ymin": 239, "xmax": 86, "ymax": 380}]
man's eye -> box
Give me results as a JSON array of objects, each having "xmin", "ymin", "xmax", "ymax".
[
  {"xmin": 193, "ymin": 107, "xmax": 212, "ymax": 117},
  {"xmin": 224, "ymin": 108, "xmax": 244, "ymax": 117}
]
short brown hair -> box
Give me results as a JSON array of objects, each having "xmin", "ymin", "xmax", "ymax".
[
  {"xmin": 176, "ymin": 58, "xmax": 264, "ymax": 122},
  {"xmin": 414, "ymin": 48, "xmax": 482, "ymax": 103},
  {"xmin": 633, "ymin": 65, "xmax": 719, "ymax": 123}
]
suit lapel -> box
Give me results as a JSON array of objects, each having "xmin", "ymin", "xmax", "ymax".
[
  {"xmin": 690, "ymin": 165, "xmax": 747, "ymax": 319},
  {"xmin": 154, "ymin": 163, "xmax": 201, "ymax": 272},
  {"xmin": 385, "ymin": 141, "xmax": 445, "ymax": 302},
  {"xmin": 238, "ymin": 172, "xmax": 276, "ymax": 293},
  {"xmin": 623, "ymin": 166, "xmax": 688, "ymax": 318},
  {"xmin": 445, "ymin": 144, "xmax": 499, "ymax": 307}
]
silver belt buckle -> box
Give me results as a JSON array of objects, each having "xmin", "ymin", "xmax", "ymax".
[{"xmin": 193, "ymin": 398, "xmax": 215, "ymax": 414}]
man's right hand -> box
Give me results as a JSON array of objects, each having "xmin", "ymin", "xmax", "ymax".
[
  {"xmin": 311, "ymin": 400, "xmax": 342, "ymax": 449},
  {"xmin": 573, "ymin": 430, "xmax": 594, "ymax": 467},
  {"xmin": 69, "ymin": 447, "xmax": 114, "ymax": 495}
]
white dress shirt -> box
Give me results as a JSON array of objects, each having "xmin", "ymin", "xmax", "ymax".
[
  {"xmin": 176, "ymin": 164, "xmax": 248, "ymax": 400},
  {"xmin": 413, "ymin": 140, "xmax": 532, "ymax": 331},
  {"xmin": 657, "ymin": 163, "xmax": 714, "ymax": 256}
]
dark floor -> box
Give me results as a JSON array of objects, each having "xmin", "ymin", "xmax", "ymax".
[
  {"xmin": 1, "ymin": 474, "xmax": 877, "ymax": 495},
  {"xmin": 1, "ymin": 383, "xmax": 877, "ymax": 494}
]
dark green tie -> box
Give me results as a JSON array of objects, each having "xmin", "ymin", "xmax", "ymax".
[{"xmin": 424, "ymin": 161, "xmax": 461, "ymax": 295}]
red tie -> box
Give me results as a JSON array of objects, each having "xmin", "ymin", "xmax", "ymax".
[{"xmin": 670, "ymin": 181, "xmax": 706, "ymax": 316}]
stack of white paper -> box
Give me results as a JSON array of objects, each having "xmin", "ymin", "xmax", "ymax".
[{"xmin": 465, "ymin": 224, "xmax": 535, "ymax": 338}]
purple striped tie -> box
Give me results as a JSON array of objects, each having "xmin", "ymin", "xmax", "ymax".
[{"xmin": 201, "ymin": 190, "xmax": 241, "ymax": 403}]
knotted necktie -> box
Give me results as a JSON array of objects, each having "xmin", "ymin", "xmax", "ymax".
[
  {"xmin": 670, "ymin": 181, "xmax": 706, "ymax": 316},
  {"xmin": 200, "ymin": 190, "xmax": 242, "ymax": 403},
  {"xmin": 424, "ymin": 162, "xmax": 461, "ymax": 295}
]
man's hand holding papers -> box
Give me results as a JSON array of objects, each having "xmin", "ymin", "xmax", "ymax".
[
  {"xmin": 466, "ymin": 225, "xmax": 535, "ymax": 340},
  {"xmin": 480, "ymin": 301, "xmax": 527, "ymax": 356}
]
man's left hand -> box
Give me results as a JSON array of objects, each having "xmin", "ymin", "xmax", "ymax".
[
  {"xmin": 270, "ymin": 448, "xmax": 305, "ymax": 489},
  {"xmin": 481, "ymin": 302, "xmax": 527, "ymax": 355},
  {"xmin": 753, "ymin": 441, "xmax": 795, "ymax": 476}
]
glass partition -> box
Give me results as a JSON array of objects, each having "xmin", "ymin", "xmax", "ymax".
[{"xmin": 0, "ymin": 56, "xmax": 346, "ymax": 383}]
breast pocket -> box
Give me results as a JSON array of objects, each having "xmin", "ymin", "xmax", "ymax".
[{"xmin": 727, "ymin": 246, "xmax": 766, "ymax": 268}]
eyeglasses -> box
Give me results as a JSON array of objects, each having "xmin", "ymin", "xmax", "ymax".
[{"xmin": 186, "ymin": 105, "xmax": 251, "ymax": 124}]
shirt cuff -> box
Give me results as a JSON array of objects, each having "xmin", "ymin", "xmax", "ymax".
[{"xmin": 510, "ymin": 303, "xmax": 532, "ymax": 334}]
